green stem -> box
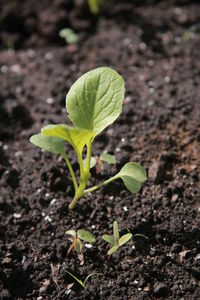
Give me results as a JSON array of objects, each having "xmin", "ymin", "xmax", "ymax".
[
  {"xmin": 84, "ymin": 174, "xmax": 119, "ymax": 195},
  {"xmin": 85, "ymin": 140, "xmax": 92, "ymax": 174},
  {"xmin": 63, "ymin": 153, "xmax": 78, "ymax": 193}
]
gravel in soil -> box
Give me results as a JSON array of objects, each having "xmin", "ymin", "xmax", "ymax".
[{"xmin": 0, "ymin": 1, "xmax": 200, "ymax": 299}]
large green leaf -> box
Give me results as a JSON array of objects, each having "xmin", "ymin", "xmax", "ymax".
[
  {"xmin": 117, "ymin": 162, "xmax": 147, "ymax": 194},
  {"xmin": 77, "ymin": 229, "xmax": 95, "ymax": 243},
  {"xmin": 30, "ymin": 133, "xmax": 65, "ymax": 156},
  {"xmin": 42, "ymin": 124, "xmax": 94, "ymax": 153},
  {"xmin": 66, "ymin": 67, "xmax": 125, "ymax": 136}
]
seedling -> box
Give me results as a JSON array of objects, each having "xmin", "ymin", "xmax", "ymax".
[
  {"xmin": 30, "ymin": 67, "xmax": 147, "ymax": 209},
  {"xmin": 102, "ymin": 221, "xmax": 132, "ymax": 258},
  {"xmin": 59, "ymin": 28, "xmax": 79, "ymax": 44},
  {"xmin": 88, "ymin": 0, "xmax": 101, "ymax": 14},
  {"xmin": 183, "ymin": 23, "xmax": 200, "ymax": 42},
  {"xmin": 66, "ymin": 229, "xmax": 95, "ymax": 256},
  {"xmin": 66, "ymin": 271, "xmax": 102, "ymax": 289}
]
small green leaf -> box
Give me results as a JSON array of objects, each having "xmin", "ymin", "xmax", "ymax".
[
  {"xmin": 66, "ymin": 67, "xmax": 125, "ymax": 137},
  {"xmin": 59, "ymin": 28, "xmax": 79, "ymax": 44},
  {"xmin": 42, "ymin": 124, "xmax": 94, "ymax": 154},
  {"xmin": 66, "ymin": 230, "xmax": 76, "ymax": 237},
  {"xmin": 113, "ymin": 221, "xmax": 119, "ymax": 242},
  {"xmin": 84, "ymin": 273, "xmax": 103, "ymax": 286},
  {"xmin": 100, "ymin": 153, "xmax": 116, "ymax": 164},
  {"xmin": 102, "ymin": 235, "xmax": 115, "ymax": 246},
  {"xmin": 108, "ymin": 245, "xmax": 119, "ymax": 256},
  {"xmin": 83, "ymin": 156, "xmax": 96, "ymax": 169},
  {"xmin": 117, "ymin": 162, "xmax": 147, "ymax": 194},
  {"xmin": 66, "ymin": 271, "xmax": 85, "ymax": 289},
  {"xmin": 88, "ymin": 0, "xmax": 100, "ymax": 14},
  {"xmin": 77, "ymin": 229, "xmax": 95, "ymax": 243},
  {"xmin": 119, "ymin": 233, "xmax": 132, "ymax": 247},
  {"xmin": 30, "ymin": 133, "xmax": 65, "ymax": 156},
  {"xmin": 74, "ymin": 238, "xmax": 82, "ymax": 253}
]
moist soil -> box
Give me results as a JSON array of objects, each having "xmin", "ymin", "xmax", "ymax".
[{"xmin": 0, "ymin": 1, "xmax": 200, "ymax": 299}]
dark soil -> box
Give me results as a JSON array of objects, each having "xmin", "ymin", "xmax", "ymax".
[{"xmin": 0, "ymin": 0, "xmax": 200, "ymax": 299}]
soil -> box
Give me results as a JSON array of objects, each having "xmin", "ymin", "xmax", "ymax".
[{"xmin": 0, "ymin": 0, "xmax": 200, "ymax": 299}]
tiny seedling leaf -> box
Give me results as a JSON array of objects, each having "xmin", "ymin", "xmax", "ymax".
[
  {"xmin": 77, "ymin": 229, "xmax": 95, "ymax": 243},
  {"xmin": 102, "ymin": 235, "xmax": 115, "ymax": 246},
  {"xmin": 84, "ymin": 273, "xmax": 103, "ymax": 286},
  {"xmin": 119, "ymin": 233, "xmax": 132, "ymax": 247},
  {"xmin": 59, "ymin": 28, "xmax": 79, "ymax": 44},
  {"xmin": 117, "ymin": 162, "xmax": 147, "ymax": 193},
  {"xmin": 83, "ymin": 156, "xmax": 96, "ymax": 169},
  {"xmin": 108, "ymin": 245, "xmax": 119, "ymax": 256},
  {"xmin": 66, "ymin": 271, "xmax": 85, "ymax": 289},
  {"xmin": 88, "ymin": 0, "xmax": 100, "ymax": 14},
  {"xmin": 42, "ymin": 124, "xmax": 94, "ymax": 154},
  {"xmin": 100, "ymin": 153, "xmax": 116, "ymax": 164},
  {"xmin": 66, "ymin": 230, "xmax": 76, "ymax": 237},
  {"xmin": 30, "ymin": 133, "xmax": 65, "ymax": 156},
  {"xmin": 113, "ymin": 221, "xmax": 119, "ymax": 242},
  {"xmin": 66, "ymin": 67, "xmax": 125, "ymax": 137},
  {"xmin": 74, "ymin": 238, "xmax": 82, "ymax": 253}
]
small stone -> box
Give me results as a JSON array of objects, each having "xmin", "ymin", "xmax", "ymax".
[
  {"xmin": 154, "ymin": 283, "xmax": 170, "ymax": 297},
  {"xmin": 123, "ymin": 206, "xmax": 128, "ymax": 212},
  {"xmin": 44, "ymin": 215, "xmax": 52, "ymax": 222},
  {"xmin": 13, "ymin": 213, "xmax": 22, "ymax": 219},
  {"xmin": 46, "ymin": 97, "xmax": 54, "ymax": 104},
  {"xmin": 1, "ymin": 65, "xmax": 8, "ymax": 73},
  {"xmin": 50, "ymin": 198, "xmax": 57, "ymax": 205},
  {"xmin": 44, "ymin": 52, "xmax": 53, "ymax": 60},
  {"xmin": 85, "ymin": 243, "xmax": 92, "ymax": 249},
  {"xmin": 171, "ymin": 194, "xmax": 179, "ymax": 202},
  {"xmin": 149, "ymin": 161, "xmax": 165, "ymax": 184},
  {"xmin": 194, "ymin": 253, "xmax": 200, "ymax": 262}
]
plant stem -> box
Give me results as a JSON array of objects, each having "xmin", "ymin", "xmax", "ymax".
[
  {"xmin": 63, "ymin": 153, "xmax": 78, "ymax": 193},
  {"xmin": 85, "ymin": 140, "xmax": 92, "ymax": 175},
  {"xmin": 84, "ymin": 174, "xmax": 119, "ymax": 195}
]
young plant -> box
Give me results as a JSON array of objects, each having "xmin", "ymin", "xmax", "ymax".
[
  {"xmin": 30, "ymin": 67, "xmax": 147, "ymax": 209},
  {"xmin": 88, "ymin": 0, "xmax": 101, "ymax": 14},
  {"xmin": 66, "ymin": 271, "xmax": 102, "ymax": 290},
  {"xmin": 66, "ymin": 229, "xmax": 95, "ymax": 256},
  {"xmin": 59, "ymin": 28, "xmax": 79, "ymax": 44},
  {"xmin": 102, "ymin": 221, "xmax": 132, "ymax": 258}
]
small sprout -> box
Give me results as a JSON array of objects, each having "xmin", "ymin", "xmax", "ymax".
[
  {"xmin": 30, "ymin": 67, "xmax": 147, "ymax": 209},
  {"xmin": 183, "ymin": 23, "xmax": 200, "ymax": 42},
  {"xmin": 66, "ymin": 271, "xmax": 103, "ymax": 289},
  {"xmin": 59, "ymin": 28, "xmax": 79, "ymax": 44},
  {"xmin": 100, "ymin": 153, "xmax": 116, "ymax": 165},
  {"xmin": 102, "ymin": 221, "xmax": 132, "ymax": 258},
  {"xmin": 88, "ymin": 0, "xmax": 101, "ymax": 14},
  {"xmin": 66, "ymin": 229, "xmax": 95, "ymax": 256}
]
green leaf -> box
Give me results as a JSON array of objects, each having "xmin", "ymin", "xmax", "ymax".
[
  {"xmin": 88, "ymin": 0, "xmax": 100, "ymax": 14},
  {"xmin": 100, "ymin": 153, "xmax": 116, "ymax": 164},
  {"xmin": 66, "ymin": 67, "xmax": 125, "ymax": 137},
  {"xmin": 66, "ymin": 230, "xmax": 76, "ymax": 237},
  {"xmin": 77, "ymin": 229, "xmax": 96, "ymax": 243},
  {"xmin": 66, "ymin": 271, "xmax": 85, "ymax": 289},
  {"xmin": 42, "ymin": 124, "xmax": 94, "ymax": 154},
  {"xmin": 83, "ymin": 156, "xmax": 96, "ymax": 169},
  {"xmin": 102, "ymin": 235, "xmax": 115, "ymax": 246},
  {"xmin": 119, "ymin": 233, "xmax": 132, "ymax": 247},
  {"xmin": 30, "ymin": 133, "xmax": 65, "ymax": 156},
  {"xmin": 108, "ymin": 245, "xmax": 119, "ymax": 256},
  {"xmin": 84, "ymin": 273, "xmax": 103, "ymax": 286},
  {"xmin": 74, "ymin": 238, "xmax": 82, "ymax": 253},
  {"xmin": 117, "ymin": 162, "xmax": 147, "ymax": 194},
  {"xmin": 59, "ymin": 28, "xmax": 79, "ymax": 44},
  {"xmin": 113, "ymin": 221, "xmax": 119, "ymax": 242}
]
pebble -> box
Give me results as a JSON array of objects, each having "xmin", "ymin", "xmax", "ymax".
[
  {"xmin": 44, "ymin": 52, "xmax": 53, "ymax": 61},
  {"xmin": 3, "ymin": 144, "xmax": 8, "ymax": 151},
  {"xmin": 139, "ymin": 42, "xmax": 147, "ymax": 50},
  {"xmin": 27, "ymin": 49, "xmax": 36, "ymax": 58},
  {"xmin": 147, "ymin": 60, "xmax": 154, "ymax": 67},
  {"xmin": 154, "ymin": 283, "xmax": 170, "ymax": 297},
  {"xmin": 148, "ymin": 161, "xmax": 165, "ymax": 184},
  {"xmin": 50, "ymin": 198, "xmax": 57, "ymax": 205},
  {"xmin": 15, "ymin": 151, "xmax": 23, "ymax": 157},
  {"xmin": 13, "ymin": 213, "xmax": 22, "ymax": 219},
  {"xmin": 164, "ymin": 76, "xmax": 171, "ymax": 83},
  {"xmin": 85, "ymin": 243, "xmax": 93, "ymax": 249},
  {"xmin": 46, "ymin": 97, "xmax": 54, "ymax": 104},
  {"xmin": 44, "ymin": 215, "xmax": 52, "ymax": 222},
  {"xmin": 195, "ymin": 253, "xmax": 200, "ymax": 262},
  {"xmin": 123, "ymin": 206, "xmax": 128, "ymax": 212},
  {"xmin": 10, "ymin": 64, "xmax": 22, "ymax": 74},
  {"xmin": 1, "ymin": 65, "xmax": 8, "ymax": 73},
  {"xmin": 171, "ymin": 194, "xmax": 179, "ymax": 202}
]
